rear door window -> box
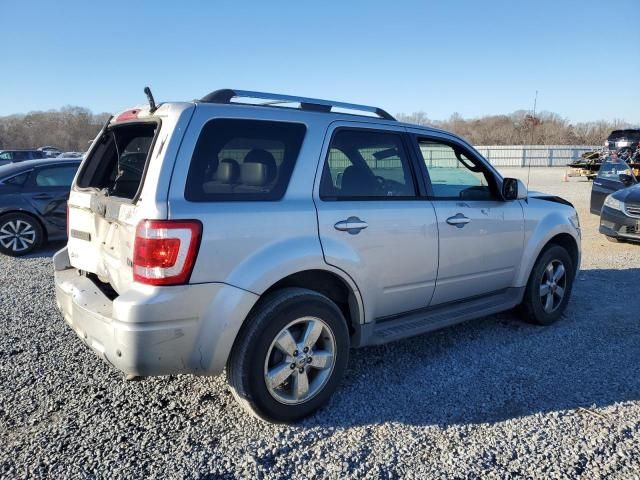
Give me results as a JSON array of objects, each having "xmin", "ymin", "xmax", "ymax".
[
  {"xmin": 75, "ymin": 122, "xmax": 158, "ymax": 200},
  {"xmin": 35, "ymin": 166, "xmax": 78, "ymax": 187},
  {"xmin": 319, "ymin": 129, "xmax": 416, "ymax": 199},
  {"xmin": 184, "ymin": 119, "xmax": 306, "ymax": 201}
]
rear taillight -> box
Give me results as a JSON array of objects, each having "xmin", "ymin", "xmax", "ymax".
[{"xmin": 133, "ymin": 220, "xmax": 202, "ymax": 286}]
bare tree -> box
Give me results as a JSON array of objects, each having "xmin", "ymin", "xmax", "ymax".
[
  {"xmin": 0, "ymin": 107, "xmax": 110, "ymax": 151},
  {"xmin": 0, "ymin": 106, "xmax": 634, "ymax": 150},
  {"xmin": 396, "ymin": 111, "xmax": 432, "ymax": 126},
  {"xmin": 397, "ymin": 110, "xmax": 634, "ymax": 145}
]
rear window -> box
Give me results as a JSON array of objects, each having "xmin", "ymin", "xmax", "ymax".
[
  {"xmin": 1, "ymin": 171, "xmax": 30, "ymax": 186},
  {"xmin": 184, "ymin": 119, "xmax": 306, "ymax": 202},
  {"xmin": 75, "ymin": 122, "xmax": 158, "ymax": 200}
]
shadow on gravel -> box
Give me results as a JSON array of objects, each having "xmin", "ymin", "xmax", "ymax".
[{"xmin": 306, "ymin": 267, "xmax": 640, "ymax": 428}]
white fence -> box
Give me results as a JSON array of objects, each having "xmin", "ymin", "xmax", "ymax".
[{"xmin": 474, "ymin": 145, "xmax": 600, "ymax": 167}]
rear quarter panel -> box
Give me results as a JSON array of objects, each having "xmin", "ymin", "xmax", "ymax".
[{"xmin": 167, "ymin": 105, "xmax": 348, "ymax": 295}]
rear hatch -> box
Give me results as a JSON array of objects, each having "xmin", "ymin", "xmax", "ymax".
[{"xmin": 66, "ymin": 115, "xmax": 161, "ymax": 294}]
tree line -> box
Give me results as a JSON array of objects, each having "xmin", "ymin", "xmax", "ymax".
[
  {"xmin": 396, "ymin": 110, "xmax": 633, "ymax": 146},
  {"xmin": 0, "ymin": 107, "xmax": 110, "ymax": 152},
  {"xmin": 0, "ymin": 106, "xmax": 634, "ymax": 151}
]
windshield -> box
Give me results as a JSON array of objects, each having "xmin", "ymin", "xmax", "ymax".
[{"xmin": 598, "ymin": 158, "xmax": 632, "ymax": 179}]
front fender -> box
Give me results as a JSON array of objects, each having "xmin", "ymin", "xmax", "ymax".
[{"xmin": 515, "ymin": 206, "xmax": 581, "ymax": 287}]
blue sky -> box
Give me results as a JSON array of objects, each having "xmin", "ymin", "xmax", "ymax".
[{"xmin": 1, "ymin": 0, "xmax": 638, "ymax": 123}]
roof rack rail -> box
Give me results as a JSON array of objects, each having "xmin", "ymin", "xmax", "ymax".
[{"xmin": 199, "ymin": 89, "xmax": 396, "ymax": 121}]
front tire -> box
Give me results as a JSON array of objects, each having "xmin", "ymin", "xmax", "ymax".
[
  {"xmin": 227, "ymin": 288, "xmax": 350, "ymax": 423},
  {"xmin": 0, "ymin": 213, "xmax": 43, "ymax": 256},
  {"xmin": 519, "ymin": 245, "xmax": 575, "ymax": 325},
  {"xmin": 605, "ymin": 235, "xmax": 623, "ymax": 243}
]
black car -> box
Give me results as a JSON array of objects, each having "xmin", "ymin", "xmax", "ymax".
[
  {"xmin": 598, "ymin": 184, "xmax": 640, "ymax": 243},
  {"xmin": 590, "ymin": 157, "xmax": 637, "ymax": 214},
  {"xmin": 0, "ymin": 159, "xmax": 81, "ymax": 256},
  {"xmin": 606, "ymin": 129, "xmax": 640, "ymax": 152},
  {"xmin": 0, "ymin": 149, "xmax": 46, "ymax": 166},
  {"xmin": 590, "ymin": 158, "xmax": 640, "ymax": 243}
]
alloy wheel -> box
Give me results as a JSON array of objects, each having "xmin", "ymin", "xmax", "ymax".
[
  {"xmin": 539, "ymin": 259, "xmax": 567, "ymax": 314},
  {"xmin": 0, "ymin": 219, "xmax": 36, "ymax": 253},
  {"xmin": 264, "ymin": 317, "xmax": 336, "ymax": 405}
]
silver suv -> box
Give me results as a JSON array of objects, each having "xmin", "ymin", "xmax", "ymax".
[{"xmin": 54, "ymin": 89, "xmax": 581, "ymax": 422}]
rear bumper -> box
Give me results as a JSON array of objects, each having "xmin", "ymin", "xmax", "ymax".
[
  {"xmin": 599, "ymin": 206, "xmax": 640, "ymax": 241},
  {"xmin": 54, "ymin": 247, "xmax": 258, "ymax": 376}
]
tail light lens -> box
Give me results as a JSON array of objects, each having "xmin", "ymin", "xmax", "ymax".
[{"xmin": 133, "ymin": 220, "xmax": 202, "ymax": 286}]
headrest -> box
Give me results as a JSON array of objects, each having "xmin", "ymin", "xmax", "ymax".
[
  {"xmin": 216, "ymin": 159, "xmax": 240, "ymax": 184},
  {"xmin": 241, "ymin": 162, "xmax": 269, "ymax": 186},
  {"xmin": 243, "ymin": 149, "xmax": 276, "ymax": 184}
]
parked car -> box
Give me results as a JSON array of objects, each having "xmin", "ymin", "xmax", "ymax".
[
  {"xmin": 54, "ymin": 89, "xmax": 581, "ymax": 422},
  {"xmin": 0, "ymin": 149, "xmax": 46, "ymax": 166},
  {"xmin": 0, "ymin": 158, "xmax": 81, "ymax": 256},
  {"xmin": 56, "ymin": 151, "xmax": 84, "ymax": 159},
  {"xmin": 38, "ymin": 146, "xmax": 63, "ymax": 158},
  {"xmin": 590, "ymin": 157, "xmax": 638, "ymax": 215},
  {"xmin": 606, "ymin": 129, "xmax": 640, "ymax": 152},
  {"xmin": 591, "ymin": 158, "xmax": 640, "ymax": 242}
]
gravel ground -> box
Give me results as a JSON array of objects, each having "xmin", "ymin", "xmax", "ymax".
[{"xmin": 1, "ymin": 167, "xmax": 639, "ymax": 479}]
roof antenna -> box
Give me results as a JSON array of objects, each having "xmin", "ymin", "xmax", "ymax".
[
  {"xmin": 526, "ymin": 89, "xmax": 538, "ymax": 192},
  {"xmin": 144, "ymin": 86, "xmax": 157, "ymax": 113}
]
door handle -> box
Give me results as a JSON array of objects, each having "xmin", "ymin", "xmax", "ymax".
[
  {"xmin": 334, "ymin": 216, "xmax": 368, "ymax": 234},
  {"xmin": 593, "ymin": 182, "xmax": 602, "ymax": 187},
  {"xmin": 31, "ymin": 193, "xmax": 53, "ymax": 200},
  {"xmin": 446, "ymin": 213, "xmax": 471, "ymax": 228}
]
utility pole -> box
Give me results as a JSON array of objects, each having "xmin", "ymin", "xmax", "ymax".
[
  {"xmin": 530, "ymin": 90, "xmax": 538, "ymax": 145},
  {"xmin": 526, "ymin": 90, "xmax": 538, "ymax": 189}
]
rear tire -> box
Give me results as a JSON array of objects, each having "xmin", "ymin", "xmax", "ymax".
[
  {"xmin": 227, "ymin": 287, "xmax": 350, "ymax": 423},
  {"xmin": 0, "ymin": 213, "xmax": 43, "ymax": 256},
  {"xmin": 519, "ymin": 245, "xmax": 574, "ymax": 326}
]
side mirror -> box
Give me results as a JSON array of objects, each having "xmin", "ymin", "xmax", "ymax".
[
  {"xmin": 502, "ymin": 177, "xmax": 527, "ymax": 201},
  {"xmin": 619, "ymin": 173, "xmax": 635, "ymax": 186}
]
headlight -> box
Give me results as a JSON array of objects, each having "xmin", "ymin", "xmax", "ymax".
[{"xmin": 604, "ymin": 195, "xmax": 624, "ymax": 211}]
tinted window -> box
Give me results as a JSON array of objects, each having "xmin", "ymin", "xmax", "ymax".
[
  {"xmin": 418, "ymin": 140, "xmax": 495, "ymax": 200},
  {"xmin": 0, "ymin": 152, "xmax": 11, "ymax": 160},
  {"xmin": 320, "ymin": 129, "xmax": 416, "ymax": 199},
  {"xmin": 2, "ymin": 171, "xmax": 30, "ymax": 186},
  {"xmin": 35, "ymin": 166, "xmax": 78, "ymax": 187},
  {"xmin": 185, "ymin": 119, "xmax": 306, "ymax": 202}
]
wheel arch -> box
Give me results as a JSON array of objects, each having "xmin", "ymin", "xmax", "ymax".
[
  {"xmin": 214, "ymin": 268, "xmax": 364, "ymax": 376},
  {"xmin": 259, "ymin": 268, "xmax": 364, "ymax": 338},
  {"xmin": 0, "ymin": 209, "xmax": 48, "ymax": 242},
  {"xmin": 517, "ymin": 227, "xmax": 581, "ymax": 287},
  {"xmin": 545, "ymin": 233, "xmax": 579, "ymax": 271}
]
